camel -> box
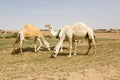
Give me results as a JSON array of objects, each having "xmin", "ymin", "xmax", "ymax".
[
  {"xmin": 45, "ymin": 24, "xmax": 58, "ymax": 37},
  {"xmin": 45, "ymin": 24, "xmax": 80, "ymax": 52},
  {"xmin": 51, "ymin": 22, "xmax": 96, "ymax": 58},
  {"xmin": 45, "ymin": 24, "xmax": 64, "ymax": 52},
  {"xmin": 12, "ymin": 24, "xmax": 50, "ymax": 54}
]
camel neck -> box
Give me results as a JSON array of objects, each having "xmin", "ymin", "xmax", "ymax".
[{"xmin": 49, "ymin": 28, "xmax": 58, "ymax": 36}]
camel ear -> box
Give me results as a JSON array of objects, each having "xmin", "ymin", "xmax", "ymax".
[{"xmin": 45, "ymin": 24, "xmax": 48, "ymax": 27}]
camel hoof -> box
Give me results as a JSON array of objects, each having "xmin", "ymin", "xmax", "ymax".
[
  {"xmin": 85, "ymin": 52, "xmax": 88, "ymax": 55},
  {"xmin": 60, "ymin": 49, "xmax": 63, "ymax": 52},
  {"xmin": 68, "ymin": 55, "xmax": 71, "ymax": 57},
  {"xmin": 35, "ymin": 51, "xmax": 38, "ymax": 53},
  {"xmin": 48, "ymin": 48, "xmax": 51, "ymax": 51},
  {"xmin": 73, "ymin": 54, "xmax": 77, "ymax": 56},
  {"xmin": 37, "ymin": 49, "xmax": 39, "ymax": 52},
  {"xmin": 50, "ymin": 53, "xmax": 57, "ymax": 58},
  {"xmin": 11, "ymin": 51, "xmax": 15, "ymax": 55}
]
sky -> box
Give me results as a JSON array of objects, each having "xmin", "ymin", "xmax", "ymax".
[{"xmin": 0, "ymin": 0, "xmax": 120, "ymax": 30}]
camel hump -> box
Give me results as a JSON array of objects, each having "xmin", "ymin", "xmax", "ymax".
[{"xmin": 22, "ymin": 24, "xmax": 42, "ymax": 37}]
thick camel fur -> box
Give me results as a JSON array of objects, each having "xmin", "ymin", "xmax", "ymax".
[
  {"xmin": 12, "ymin": 24, "xmax": 50, "ymax": 54},
  {"xmin": 51, "ymin": 22, "xmax": 96, "ymax": 58}
]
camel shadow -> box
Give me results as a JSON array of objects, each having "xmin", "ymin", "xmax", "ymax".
[
  {"xmin": 49, "ymin": 46, "xmax": 68, "ymax": 50},
  {"xmin": 11, "ymin": 47, "xmax": 35, "ymax": 54},
  {"xmin": 11, "ymin": 46, "xmax": 68, "ymax": 55},
  {"xmin": 57, "ymin": 52, "xmax": 88, "ymax": 57},
  {"xmin": 11, "ymin": 46, "xmax": 50, "ymax": 55}
]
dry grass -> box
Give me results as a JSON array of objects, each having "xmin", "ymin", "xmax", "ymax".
[
  {"xmin": 0, "ymin": 33, "xmax": 120, "ymax": 80},
  {"xmin": 95, "ymin": 32, "xmax": 120, "ymax": 39}
]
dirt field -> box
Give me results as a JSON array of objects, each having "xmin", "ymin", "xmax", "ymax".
[
  {"xmin": 0, "ymin": 32, "xmax": 120, "ymax": 80},
  {"xmin": 95, "ymin": 33, "xmax": 120, "ymax": 39}
]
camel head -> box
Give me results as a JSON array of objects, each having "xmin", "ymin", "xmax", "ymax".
[{"xmin": 45, "ymin": 24, "xmax": 53, "ymax": 29}]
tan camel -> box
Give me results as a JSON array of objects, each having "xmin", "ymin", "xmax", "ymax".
[{"xmin": 12, "ymin": 24, "xmax": 50, "ymax": 54}]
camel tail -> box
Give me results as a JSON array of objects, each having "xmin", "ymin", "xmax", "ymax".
[
  {"xmin": 85, "ymin": 32, "xmax": 89, "ymax": 39},
  {"xmin": 85, "ymin": 32, "xmax": 96, "ymax": 49}
]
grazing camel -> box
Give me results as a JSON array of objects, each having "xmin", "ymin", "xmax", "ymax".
[
  {"xmin": 45, "ymin": 24, "xmax": 64, "ymax": 52},
  {"xmin": 12, "ymin": 24, "xmax": 50, "ymax": 54},
  {"xmin": 51, "ymin": 22, "xmax": 96, "ymax": 58},
  {"xmin": 45, "ymin": 24, "xmax": 58, "ymax": 37},
  {"xmin": 45, "ymin": 24, "xmax": 80, "ymax": 52}
]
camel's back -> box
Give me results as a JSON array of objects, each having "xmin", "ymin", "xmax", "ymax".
[
  {"xmin": 71, "ymin": 22, "xmax": 94, "ymax": 38},
  {"xmin": 22, "ymin": 24, "xmax": 42, "ymax": 37},
  {"xmin": 72, "ymin": 23, "xmax": 93, "ymax": 33}
]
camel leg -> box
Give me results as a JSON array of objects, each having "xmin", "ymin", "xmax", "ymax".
[
  {"xmin": 68, "ymin": 38, "xmax": 72, "ymax": 57},
  {"xmin": 60, "ymin": 45, "xmax": 63, "ymax": 52},
  {"xmin": 19, "ymin": 39, "xmax": 23, "ymax": 53},
  {"xmin": 85, "ymin": 39, "xmax": 92, "ymax": 55},
  {"xmin": 92, "ymin": 38, "xmax": 96, "ymax": 55},
  {"xmin": 41, "ymin": 36, "xmax": 50, "ymax": 51},
  {"xmin": 18, "ymin": 31, "xmax": 25, "ymax": 54},
  {"xmin": 51, "ymin": 35, "xmax": 65, "ymax": 58},
  {"xmin": 34, "ymin": 38, "xmax": 37, "ymax": 52},
  {"xmin": 92, "ymin": 44, "xmax": 96, "ymax": 55},
  {"xmin": 36, "ymin": 38, "xmax": 42, "ymax": 51},
  {"xmin": 74, "ymin": 40, "xmax": 77, "ymax": 56},
  {"xmin": 12, "ymin": 38, "xmax": 20, "ymax": 54},
  {"xmin": 44, "ymin": 41, "xmax": 50, "ymax": 51}
]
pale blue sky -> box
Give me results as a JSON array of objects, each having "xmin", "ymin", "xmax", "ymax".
[{"xmin": 0, "ymin": 0, "xmax": 120, "ymax": 30}]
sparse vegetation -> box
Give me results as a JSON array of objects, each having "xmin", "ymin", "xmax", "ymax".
[
  {"xmin": 0, "ymin": 32, "xmax": 120, "ymax": 80},
  {"xmin": 0, "ymin": 33, "xmax": 17, "ymax": 39}
]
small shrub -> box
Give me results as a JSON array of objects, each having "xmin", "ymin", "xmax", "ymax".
[
  {"xmin": 10, "ymin": 33, "xmax": 17, "ymax": 38},
  {"xmin": 0, "ymin": 33, "xmax": 17, "ymax": 39}
]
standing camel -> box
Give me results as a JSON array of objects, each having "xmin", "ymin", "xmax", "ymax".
[
  {"xmin": 45, "ymin": 24, "xmax": 68, "ymax": 52},
  {"xmin": 12, "ymin": 24, "xmax": 50, "ymax": 54},
  {"xmin": 51, "ymin": 22, "xmax": 96, "ymax": 58}
]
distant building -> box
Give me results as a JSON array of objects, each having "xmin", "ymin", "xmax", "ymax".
[
  {"xmin": 94, "ymin": 28, "xmax": 120, "ymax": 33},
  {"xmin": 94, "ymin": 29, "xmax": 107, "ymax": 33}
]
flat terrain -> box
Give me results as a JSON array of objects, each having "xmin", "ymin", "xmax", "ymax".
[{"xmin": 0, "ymin": 32, "xmax": 120, "ymax": 80}]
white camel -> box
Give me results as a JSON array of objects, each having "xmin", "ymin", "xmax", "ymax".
[
  {"xmin": 45, "ymin": 24, "xmax": 64, "ymax": 52},
  {"xmin": 45, "ymin": 24, "xmax": 79, "ymax": 53},
  {"xmin": 45, "ymin": 24, "xmax": 58, "ymax": 37},
  {"xmin": 51, "ymin": 22, "xmax": 96, "ymax": 58},
  {"xmin": 45, "ymin": 24, "xmax": 80, "ymax": 52},
  {"xmin": 12, "ymin": 24, "xmax": 50, "ymax": 54}
]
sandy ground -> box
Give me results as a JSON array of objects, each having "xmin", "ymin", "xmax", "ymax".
[
  {"xmin": 95, "ymin": 32, "xmax": 120, "ymax": 39},
  {"xmin": 0, "ymin": 32, "xmax": 120, "ymax": 80}
]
